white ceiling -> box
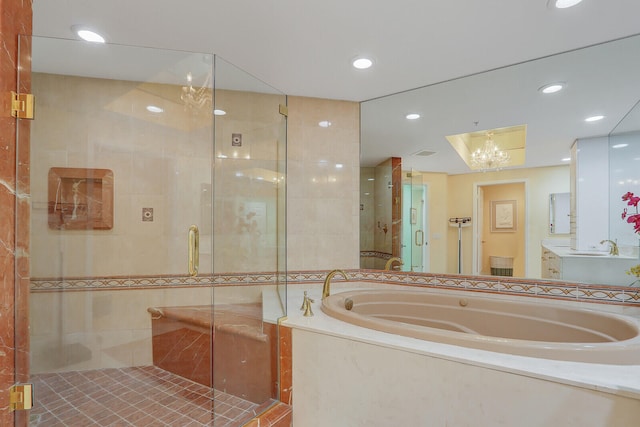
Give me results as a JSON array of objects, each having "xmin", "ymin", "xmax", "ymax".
[{"xmin": 32, "ymin": 1, "xmax": 640, "ymax": 174}]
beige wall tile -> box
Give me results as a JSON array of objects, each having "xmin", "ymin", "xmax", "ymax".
[{"xmin": 287, "ymin": 96, "xmax": 360, "ymax": 271}]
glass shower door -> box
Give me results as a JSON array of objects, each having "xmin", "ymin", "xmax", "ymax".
[
  {"xmin": 409, "ymin": 170, "xmax": 427, "ymax": 272},
  {"xmin": 212, "ymin": 56, "xmax": 288, "ymax": 415},
  {"xmin": 19, "ymin": 36, "xmax": 221, "ymax": 425}
]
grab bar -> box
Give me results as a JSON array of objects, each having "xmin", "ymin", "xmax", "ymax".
[{"xmin": 188, "ymin": 224, "xmax": 199, "ymax": 277}]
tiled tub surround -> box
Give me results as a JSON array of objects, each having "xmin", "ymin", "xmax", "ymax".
[{"xmin": 285, "ymin": 279, "xmax": 640, "ymax": 426}]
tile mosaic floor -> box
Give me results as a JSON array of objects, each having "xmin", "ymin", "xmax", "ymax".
[{"xmin": 29, "ymin": 366, "xmax": 273, "ymax": 426}]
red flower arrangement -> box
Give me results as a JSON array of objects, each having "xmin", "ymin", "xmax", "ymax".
[
  {"xmin": 621, "ymin": 192, "xmax": 640, "ymax": 286},
  {"xmin": 621, "ymin": 191, "xmax": 640, "ymax": 234}
]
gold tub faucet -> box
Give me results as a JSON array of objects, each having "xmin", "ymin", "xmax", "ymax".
[
  {"xmin": 322, "ymin": 269, "xmax": 349, "ymax": 300},
  {"xmin": 600, "ymin": 239, "xmax": 619, "ymax": 256},
  {"xmin": 385, "ymin": 257, "xmax": 404, "ymax": 271}
]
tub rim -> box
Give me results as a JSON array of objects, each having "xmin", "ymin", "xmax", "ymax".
[{"xmin": 321, "ymin": 288, "xmax": 640, "ymax": 365}]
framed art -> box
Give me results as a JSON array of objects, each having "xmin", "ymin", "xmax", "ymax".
[
  {"xmin": 48, "ymin": 167, "xmax": 114, "ymax": 230},
  {"xmin": 491, "ymin": 200, "xmax": 516, "ymax": 232}
]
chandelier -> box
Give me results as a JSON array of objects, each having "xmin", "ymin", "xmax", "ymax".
[
  {"xmin": 181, "ymin": 71, "xmax": 212, "ymax": 111},
  {"xmin": 471, "ymin": 132, "xmax": 510, "ymax": 171}
]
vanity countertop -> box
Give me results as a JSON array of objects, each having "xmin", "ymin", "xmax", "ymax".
[{"xmin": 543, "ymin": 243, "xmax": 638, "ymax": 260}]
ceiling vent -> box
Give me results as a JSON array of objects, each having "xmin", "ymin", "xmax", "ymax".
[{"xmin": 412, "ymin": 150, "xmax": 436, "ymax": 157}]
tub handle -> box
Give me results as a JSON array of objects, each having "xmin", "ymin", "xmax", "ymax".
[
  {"xmin": 188, "ymin": 224, "xmax": 199, "ymax": 277},
  {"xmin": 415, "ymin": 229, "xmax": 424, "ymax": 246}
]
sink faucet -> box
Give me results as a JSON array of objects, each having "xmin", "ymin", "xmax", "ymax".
[
  {"xmin": 384, "ymin": 257, "xmax": 404, "ymax": 271},
  {"xmin": 600, "ymin": 239, "xmax": 619, "ymax": 256},
  {"xmin": 322, "ymin": 269, "xmax": 349, "ymax": 300}
]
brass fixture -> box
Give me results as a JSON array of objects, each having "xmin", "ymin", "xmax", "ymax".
[
  {"xmin": 344, "ymin": 298, "xmax": 354, "ymax": 311},
  {"xmin": 10, "ymin": 91, "xmax": 35, "ymax": 119},
  {"xmin": 322, "ymin": 269, "xmax": 349, "ymax": 300},
  {"xmin": 188, "ymin": 225, "xmax": 199, "ymax": 276},
  {"xmin": 600, "ymin": 239, "xmax": 619, "ymax": 256},
  {"xmin": 384, "ymin": 257, "xmax": 404, "ymax": 271},
  {"xmin": 300, "ymin": 291, "xmax": 315, "ymax": 316},
  {"xmin": 9, "ymin": 384, "xmax": 33, "ymax": 411}
]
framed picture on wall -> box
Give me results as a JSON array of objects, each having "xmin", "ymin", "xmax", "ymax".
[{"xmin": 491, "ymin": 200, "xmax": 516, "ymax": 232}]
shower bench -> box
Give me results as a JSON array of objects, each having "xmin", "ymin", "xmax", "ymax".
[{"xmin": 147, "ymin": 303, "xmax": 274, "ymax": 403}]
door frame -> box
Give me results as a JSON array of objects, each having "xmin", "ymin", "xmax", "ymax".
[{"xmin": 472, "ymin": 179, "xmax": 529, "ymax": 277}]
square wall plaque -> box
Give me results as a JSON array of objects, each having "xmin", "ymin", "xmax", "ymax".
[{"xmin": 48, "ymin": 167, "xmax": 114, "ymax": 230}]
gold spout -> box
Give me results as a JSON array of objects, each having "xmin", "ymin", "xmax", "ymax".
[
  {"xmin": 385, "ymin": 257, "xmax": 404, "ymax": 271},
  {"xmin": 300, "ymin": 291, "xmax": 309, "ymax": 310},
  {"xmin": 322, "ymin": 269, "xmax": 349, "ymax": 300},
  {"xmin": 600, "ymin": 239, "xmax": 619, "ymax": 256}
]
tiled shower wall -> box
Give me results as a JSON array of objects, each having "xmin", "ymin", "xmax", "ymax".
[
  {"xmin": 286, "ymin": 96, "xmax": 360, "ymax": 271},
  {"xmin": 31, "ymin": 73, "xmax": 281, "ymax": 278},
  {"xmin": 28, "ymin": 65, "xmax": 361, "ymax": 384}
]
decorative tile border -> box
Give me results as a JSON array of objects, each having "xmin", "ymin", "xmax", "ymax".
[
  {"xmin": 31, "ymin": 269, "xmax": 640, "ymax": 306},
  {"xmin": 30, "ymin": 272, "xmax": 285, "ymax": 291},
  {"xmin": 359, "ymin": 251, "xmax": 393, "ymax": 260}
]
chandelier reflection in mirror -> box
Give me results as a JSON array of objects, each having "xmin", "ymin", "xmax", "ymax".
[
  {"xmin": 471, "ymin": 132, "xmax": 510, "ymax": 171},
  {"xmin": 181, "ymin": 71, "xmax": 212, "ymax": 111}
]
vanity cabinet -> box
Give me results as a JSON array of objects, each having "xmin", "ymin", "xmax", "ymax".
[
  {"xmin": 541, "ymin": 247, "xmax": 561, "ymax": 279},
  {"xmin": 541, "ymin": 244, "xmax": 639, "ymax": 286}
]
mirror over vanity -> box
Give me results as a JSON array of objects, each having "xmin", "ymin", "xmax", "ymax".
[
  {"xmin": 549, "ymin": 193, "xmax": 570, "ymax": 235},
  {"xmin": 360, "ymin": 34, "xmax": 640, "ymax": 287}
]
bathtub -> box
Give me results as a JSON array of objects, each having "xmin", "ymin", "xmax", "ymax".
[{"xmin": 321, "ymin": 289, "xmax": 640, "ymax": 365}]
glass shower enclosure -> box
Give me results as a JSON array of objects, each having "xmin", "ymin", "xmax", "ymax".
[{"xmin": 16, "ymin": 36, "xmax": 287, "ymax": 426}]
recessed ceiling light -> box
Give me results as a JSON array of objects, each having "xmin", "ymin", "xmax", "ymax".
[
  {"xmin": 406, "ymin": 113, "xmax": 420, "ymax": 120},
  {"xmin": 318, "ymin": 120, "xmax": 332, "ymax": 128},
  {"xmin": 552, "ymin": 0, "xmax": 584, "ymax": 9},
  {"xmin": 367, "ymin": 178, "xmax": 375, "ymax": 181},
  {"xmin": 335, "ymin": 163, "xmax": 344, "ymax": 169},
  {"xmin": 352, "ymin": 57, "xmax": 373, "ymax": 70},
  {"xmin": 585, "ymin": 115, "xmax": 605, "ymax": 122},
  {"xmin": 213, "ymin": 109, "xmax": 226, "ymax": 116},
  {"xmin": 539, "ymin": 83, "xmax": 564, "ymax": 94},
  {"xmin": 561, "ymin": 157, "xmax": 571, "ymax": 162},
  {"xmin": 146, "ymin": 105, "xmax": 163, "ymax": 113},
  {"xmin": 71, "ymin": 25, "xmax": 106, "ymax": 43},
  {"xmin": 612, "ymin": 143, "xmax": 629, "ymax": 149}
]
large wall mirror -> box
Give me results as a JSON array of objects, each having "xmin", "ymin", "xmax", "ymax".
[{"xmin": 360, "ymin": 34, "xmax": 640, "ymax": 286}]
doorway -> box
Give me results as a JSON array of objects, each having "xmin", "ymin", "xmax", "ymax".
[
  {"xmin": 401, "ymin": 171, "xmax": 430, "ymax": 272},
  {"xmin": 474, "ymin": 181, "xmax": 527, "ymax": 277}
]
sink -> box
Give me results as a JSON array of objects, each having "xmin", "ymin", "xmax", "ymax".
[{"xmin": 570, "ymin": 251, "xmax": 609, "ymax": 256}]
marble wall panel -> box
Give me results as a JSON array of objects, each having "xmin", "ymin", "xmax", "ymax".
[{"xmin": 0, "ymin": 2, "xmax": 32, "ymax": 426}]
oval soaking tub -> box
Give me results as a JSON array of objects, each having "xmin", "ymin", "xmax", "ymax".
[{"xmin": 321, "ymin": 289, "xmax": 640, "ymax": 364}]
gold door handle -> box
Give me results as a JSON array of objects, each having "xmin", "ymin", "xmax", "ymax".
[
  {"xmin": 188, "ymin": 225, "xmax": 199, "ymax": 277},
  {"xmin": 415, "ymin": 230, "xmax": 424, "ymax": 246}
]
